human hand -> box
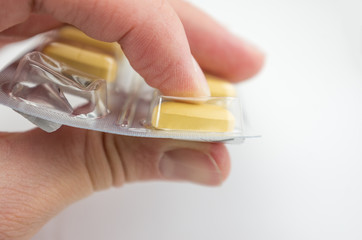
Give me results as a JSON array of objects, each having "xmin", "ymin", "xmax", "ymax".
[{"xmin": 0, "ymin": 0, "xmax": 264, "ymax": 239}]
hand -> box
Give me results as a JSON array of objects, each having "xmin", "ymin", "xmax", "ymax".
[{"xmin": 0, "ymin": 0, "xmax": 264, "ymax": 239}]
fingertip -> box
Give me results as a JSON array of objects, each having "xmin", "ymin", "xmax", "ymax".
[
  {"xmin": 224, "ymin": 37, "xmax": 266, "ymax": 82},
  {"xmin": 201, "ymin": 35, "xmax": 266, "ymax": 83},
  {"xmin": 209, "ymin": 142, "xmax": 231, "ymax": 183},
  {"xmin": 170, "ymin": 0, "xmax": 265, "ymax": 83}
]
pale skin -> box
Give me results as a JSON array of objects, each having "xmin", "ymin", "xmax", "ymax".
[{"xmin": 0, "ymin": 0, "xmax": 264, "ymax": 239}]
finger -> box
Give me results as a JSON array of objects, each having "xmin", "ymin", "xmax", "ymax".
[
  {"xmin": 0, "ymin": 127, "xmax": 230, "ymax": 239},
  {"xmin": 0, "ymin": 39, "xmax": 18, "ymax": 48},
  {"xmin": 0, "ymin": 0, "xmax": 209, "ymax": 97},
  {"xmin": 169, "ymin": 0, "xmax": 265, "ymax": 82},
  {"xmin": 0, "ymin": 13, "xmax": 62, "ymax": 40}
]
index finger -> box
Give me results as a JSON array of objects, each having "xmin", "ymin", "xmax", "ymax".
[{"xmin": 0, "ymin": 0, "xmax": 210, "ymax": 97}]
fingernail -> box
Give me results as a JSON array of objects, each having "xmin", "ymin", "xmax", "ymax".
[
  {"xmin": 159, "ymin": 148, "xmax": 222, "ymax": 185},
  {"xmin": 192, "ymin": 56, "xmax": 210, "ymax": 97}
]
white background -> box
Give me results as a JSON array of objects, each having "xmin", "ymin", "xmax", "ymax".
[{"xmin": 0, "ymin": 0, "xmax": 361, "ymax": 239}]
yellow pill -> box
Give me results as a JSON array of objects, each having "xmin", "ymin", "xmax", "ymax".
[
  {"xmin": 206, "ymin": 75, "xmax": 236, "ymax": 97},
  {"xmin": 152, "ymin": 101, "xmax": 235, "ymax": 132},
  {"xmin": 58, "ymin": 26, "xmax": 123, "ymax": 58},
  {"xmin": 42, "ymin": 42, "xmax": 117, "ymax": 82}
]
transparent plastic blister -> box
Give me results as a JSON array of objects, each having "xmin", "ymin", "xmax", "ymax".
[
  {"xmin": 0, "ymin": 27, "xmax": 249, "ymax": 143},
  {"xmin": 5, "ymin": 52, "xmax": 108, "ymax": 118}
]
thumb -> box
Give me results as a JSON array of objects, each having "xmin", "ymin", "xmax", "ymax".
[{"xmin": 0, "ymin": 127, "xmax": 230, "ymax": 239}]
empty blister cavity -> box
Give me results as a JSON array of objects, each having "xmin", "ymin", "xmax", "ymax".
[{"xmin": 6, "ymin": 52, "xmax": 108, "ymax": 118}]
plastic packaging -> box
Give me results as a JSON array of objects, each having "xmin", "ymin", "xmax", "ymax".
[{"xmin": 0, "ymin": 27, "xmax": 248, "ymax": 143}]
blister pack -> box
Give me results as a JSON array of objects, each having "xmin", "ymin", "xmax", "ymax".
[{"xmin": 0, "ymin": 27, "xmax": 250, "ymax": 143}]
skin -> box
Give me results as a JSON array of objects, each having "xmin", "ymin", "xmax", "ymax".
[{"xmin": 0, "ymin": 0, "xmax": 264, "ymax": 239}]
